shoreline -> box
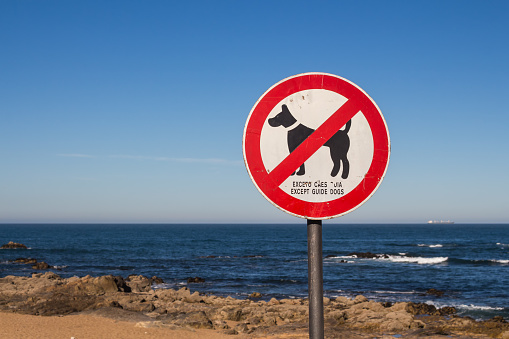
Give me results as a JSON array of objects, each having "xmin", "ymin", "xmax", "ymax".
[
  {"xmin": 2, "ymin": 224, "xmax": 508, "ymax": 320},
  {"xmin": 1, "ymin": 272, "xmax": 509, "ymax": 338}
]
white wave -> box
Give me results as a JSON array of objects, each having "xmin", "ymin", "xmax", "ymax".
[
  {"xmin": 373, "ymin": 290, "xmax": 417, "ymax": 295},
  {"xmin": 418, "ymin": 244, "xmax": 443, "ymax": 248},
  {"xmin": 496, "ymin": 242, "xmax": 509, "ymax": 247},
  {"xmin": 325, "ymin": 256, "xmax": 354, "ymax": 263},
  {"xmin": 457, "ymin": 304, "xmax": 505, "ymax": 311},
  {"xmin": 491, "ymin": 259, "xmax": 509, "ymax": 264},
  {"xmin": 333, "ymin": 255, "xmax": 355, "ymax": 260},
  {"xmin": 386, "ymin": 255, "xmax": 448, "ymax": 265}
]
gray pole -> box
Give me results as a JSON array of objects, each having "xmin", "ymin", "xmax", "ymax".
[{"xmin": 307, "ymin": 219, "xmax": 324, "ymax": 339}]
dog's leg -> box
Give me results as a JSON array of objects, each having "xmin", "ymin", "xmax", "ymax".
[
  {"xmin": 296, "ymin": 163, "xmax": 305, "ymax": 176},
  {"xmin": 327, "ymin": 131, "xmax": 350, "ymax": 178},
  {"xmin": 341, "ymin": 157, "xmax": 349, "ymax": 179},
  {"xmin": 330, "ymin": 150, "xmax": 341, "ymax": 177}
]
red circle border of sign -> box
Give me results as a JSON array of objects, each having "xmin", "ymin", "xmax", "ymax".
[{"xmin": 243, "ymin": 73, "xmax": 390, "ymax": 220}]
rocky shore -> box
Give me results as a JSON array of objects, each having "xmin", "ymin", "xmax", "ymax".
[{"xmin": 0, "ymin": 273, "xmax": 508, "ymax": 338}]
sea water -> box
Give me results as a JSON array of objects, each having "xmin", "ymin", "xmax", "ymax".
[{"xmin": 1, "ymin": 223, "xmax": 508, "ymax": 320}]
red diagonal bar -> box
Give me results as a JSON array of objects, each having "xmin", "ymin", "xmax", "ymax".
[{"xmin": 267, "ymin": 99, "xmax": 361, "ymax": 186}]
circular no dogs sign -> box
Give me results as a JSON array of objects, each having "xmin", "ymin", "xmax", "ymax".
[{"xmin": 243, "ymin": 72, "xmax": 390, "ymax": 220}]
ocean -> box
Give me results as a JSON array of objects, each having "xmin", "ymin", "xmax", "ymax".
[{"xmin": 1, "ymin": 223, "xmax": 508, "ymax": 320}]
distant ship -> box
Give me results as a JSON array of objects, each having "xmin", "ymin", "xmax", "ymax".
[{"xmin": 427, "ymin": 220, "xmax": 454, "ymax": 224}]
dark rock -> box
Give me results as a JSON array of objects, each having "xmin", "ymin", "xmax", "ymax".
[
  {"xmin": 41, "ymin": 272, "xmax": 61, "ymax": 280},
  {"xmin": 406, "ymin": 302, "xmax": 438, "ymax": 315},
  {"xmin": 13, "ymin": 258, "xmax": 37, "ymax": 264},
  {"xmin": 224, "ymin": 328, "xmax": 238, "ymax": 335},
  {"xmin": 228, "ymin": 309, "xmax": 244, "ymax": 321},
  {"xmin": 348, "ymin": 252, "xmax": 377, "ymax": 258},
  {"xmin": 150, "ymin": 276, "xmax": 164, "ymax": 285},
  {"xmin": 1, "ymin": 242, "xmax": 28, "ymax": 249},
  {"xmin": 234, "ymin": 322, "xmax": 251, "ymax": 333},
  {"xmin": 123, "ymin": 301, "xmax": 155, "ymax": 313},
  {"xmin": 172, "ymin": 311, "xmax": 213, "ymax": 329},
  {"xmin": 187, "ymin": 277, "xmax": 205, "ymax": 283},
  {"xmin": 212, "ymin": 320, "xmax": 229, "ymax": 330},
  {"xmin": 439, "ymin": 306, "xmax": 457, "ymax": 316},
  {"xmin": 406, "ymin": 300, "xmax": 455, "ymax": 317},
  {"xmin": 487, "ymin": 316, "xmax": 507, "ymax": 323},
  {"xmin": 113, "ymin": 276, "xmax": 131, "ymax": 292},
  {"xmin": 348, "ymin": 252, "xmax": 389, "ymax": 259},
  {"xmin": 426, "ymin": 288, "xmax": 445, "ymax": 297},
  {"xmin": 13, "ymin": 258, "xmax": 54, "ymax": 270},
  {"xmin": 108, "ymin": 300, "xmax": 123, "ymax": 308},
  {"xmin": 249, "ymin": 292, "xmax": 262, "ymax": 299},
  {"xmin": 381, "ymin": 301, "xmax": 393, "ymax": 308},
  {"xmin": 27, "ymin": 293, "xmax": 99, "ymax": 316},
  {"xmin": 32, "ymin": 262, "xmax": 51, "ymax": 270}
]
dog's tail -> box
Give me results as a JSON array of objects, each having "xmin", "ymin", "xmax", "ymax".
[{"xmin": 343, "ymin": 119, "xmax": 352, "ymax": 133}]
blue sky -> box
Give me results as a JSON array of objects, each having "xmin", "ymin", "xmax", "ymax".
[{"xmin": 1, "ymin": 0, "xmax": 508, "ymax": 223}]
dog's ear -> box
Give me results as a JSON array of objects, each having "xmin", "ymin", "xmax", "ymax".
[{"xmin": 279, "ymin": 104, "xmax": 297, "ymax": 127}]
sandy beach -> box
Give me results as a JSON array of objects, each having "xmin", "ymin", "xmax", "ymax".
[
  {"xmin": 2, "ymin": 310, "xmax": 507, "ymax": 339},
  {"xmin": 0, "ymin": 311, "xmax": 236, "ymax": 339}
]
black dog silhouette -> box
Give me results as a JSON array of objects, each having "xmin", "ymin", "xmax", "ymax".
[{"xmin": 268, "ymin": 104, "xmax": 351, "ymax": 179}]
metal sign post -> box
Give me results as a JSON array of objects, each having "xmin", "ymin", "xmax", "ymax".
[{"xmin": 307, "ymin": 219, "xmax": 324, "ymax": 339}]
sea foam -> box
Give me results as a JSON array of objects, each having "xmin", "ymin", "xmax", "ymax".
[
  {"xmin": 386, "ymin": 255, "xmax": 448, "ymax": 265},
  {"xmin": 418, "ymin": 244, "xmax": 443, "ymax": 248},
  {"xmin": 458, "ymin": 304, "xmax": 505, "ymax": 311},
  {"xmin": 491, "ymin": 259, "xmax": 509, "ymax": 264}
]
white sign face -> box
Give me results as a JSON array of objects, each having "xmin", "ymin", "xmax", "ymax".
[
  {"xmin": 243, "ymin": 72, "xmax": 390, "ymax": 220},
  {"xmin": 260, "ymin": 89, "xmax": 374, "ymax": 203}
]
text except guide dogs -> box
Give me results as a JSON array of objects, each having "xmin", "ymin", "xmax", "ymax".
[{"xmin": 290, "ymin": 181, "xmax": 345, "ymax": 196}]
